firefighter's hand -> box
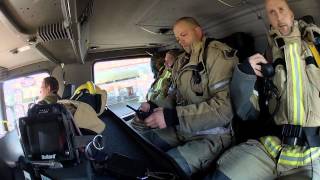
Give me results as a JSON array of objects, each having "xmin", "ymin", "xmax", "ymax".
[
  {"xmin": 144, "ymin": 108, "xmax": 167, "ymax": 129},
  {"xmin": 139, "ymin": 102, "xmax": 150, "ymax": 112},
  {"xmin": 248, "ymin": 53, "xmax": 268, "ymax": 77}
]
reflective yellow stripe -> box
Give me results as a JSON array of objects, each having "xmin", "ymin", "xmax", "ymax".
[
  {"xmin": 260, "ymin": 136, "xmax": 320, "ymax": 166},
  {"xmin": 309, "ymin": 43, "xmax": 320, "ymax": 67},
  {"xmin": 281, "ymin": 147, "xmax": 317, "ymax": 157},
  {"xmin": 260, "ymin": 136, "xmax": 281, "ymax": 158},
  {"xmin": 155, "ymin": 80, "xmax": 162, "ymax": 90},
  {"xmin": 155, "ymin": 70, "xmax": 171, "ymax": 91},
  {"xmin": 289, "ymin": 44, "xmax": 298, "ymax": 125},
  {"xmin": 278, "ymin": 159, "xmax": 304, "ymax": 166},
  {"xmin": 279, "ymin": 148, "xmax": 320, "ymax": 166},
  {"xmin": 293, "ymin": 43, "xmax": 305, "ymax": 125},
  {"xmin": 289, "ymin": 43, "xmax": 304, "ymax": 125}
]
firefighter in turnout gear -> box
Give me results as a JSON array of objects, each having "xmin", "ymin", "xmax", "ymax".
[
  {"xmin": 38, "ymin": 76, "xmax": 61, "ymax": 105},
  {"xmin": 146, "ymin": 50, "xmax": 180, "ymax": 109},
  {"xmin": 207, "ymin": 0, "xmax": 320, "ymax": 179},
  {"xmin": 132, "ymin": 50, "xmax": 179, "ymax": 131},
  {"xmin": 141, "ymin": 17, "xmax": 238, "ymax": 176}
]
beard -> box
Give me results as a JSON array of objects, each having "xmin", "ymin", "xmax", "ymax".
[{"xmin": 183, "ymin": 46, "xmax": 191, "ymax": 54}]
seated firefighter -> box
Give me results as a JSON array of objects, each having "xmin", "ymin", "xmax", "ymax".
[
  {"xmin": 38, "ymin": 77, "xmax": 106, "ymax": 134},
  {"xmin": 145, "ymin": 50, "xmax": 180, "ymax": 109},
  {"xmin": 140, "ymin": 17, "xmax": 238, "ymax": 176},
  {"xmin": 207, "ymin": 0, "xmax": 320, "ymax": 179},
  {"xmin": 150, "ymin": 52, "xmax": 165, "ymax": 79},
  {"xmin": 131, "ymin": 50, "xmax": 179, "ymax": 132},
  {"xmin": 131, "ymin": 50, "xmax": 179, "ymax": 131},
  {"xmin": 38, "ymin": 76, "xmax": 61, "ymax": 104}
]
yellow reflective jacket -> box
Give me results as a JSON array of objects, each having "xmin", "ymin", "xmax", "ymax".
[{"xmin": 147, "ymin": 67, "xmax": 174, "ymax": 108}]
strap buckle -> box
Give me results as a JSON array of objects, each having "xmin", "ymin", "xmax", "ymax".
[
  {"xmin": 137, "ymin": 170, "xmax": 177, "ymax": 180},
  {"xmin": 281, "ymin": 124, "xmax": 304, "ymax": 146}
]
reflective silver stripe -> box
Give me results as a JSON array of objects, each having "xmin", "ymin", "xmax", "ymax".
[
  {"xmin": 209, "ymin": 79, "xmax": 230, "ymax": 91},
  {"xmin": 193, "ymin": 127, "xmax": 230, "ymax": 135}
]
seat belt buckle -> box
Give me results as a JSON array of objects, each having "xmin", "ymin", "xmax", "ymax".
[{"xmin": 281, "ymin": 124, "xmax": 304, "ymax": 146}]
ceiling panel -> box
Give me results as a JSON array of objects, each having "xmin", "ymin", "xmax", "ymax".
[
  {"xmin": 0, "ymin": 20, "xmax": 46, "ymax": 69},
  {"xmin": 0, "ymin": 48, "xmax": 46, "ymax": 70},
  {"xmin": 89, "ymin": 0, "xmax": 265, "ymax": 52},
  {"xmin": 0, "ymin": 20, "xmax": 24, "ymax": 52},
  {"xmin": 3, "ymin": 0, "xmax": 63, "ymax": 33},
  {"xmin": 89, "ymin": 0, "xmax": 173, "ymax": 51}
]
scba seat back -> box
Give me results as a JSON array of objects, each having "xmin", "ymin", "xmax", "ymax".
[{"xmin": 19, "ymin": 103, "xmax": 80, "ymax": 164}]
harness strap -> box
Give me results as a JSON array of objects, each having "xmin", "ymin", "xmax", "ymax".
[
  {"xmin": 269, "ymin": 124, "xmax": 320, "ymax": 147},
  {"xmin": 308, "ymin": 43, "xmax": 320, "ymax": 67}
]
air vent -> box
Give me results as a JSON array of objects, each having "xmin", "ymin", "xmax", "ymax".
[
  {"xmin": 38, "ymin": 22, "xmax": 69, "ymax": 42},
  {"xmin": 0, "ymin": 67, "xmax": 8, "ymax": 80}
]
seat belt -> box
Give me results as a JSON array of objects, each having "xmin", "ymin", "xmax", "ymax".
[
  {"xmin": 270, "ymin": 124, "xmax": 320, "ymax": 147},
  {"xmin": 308, "ymin": 43, "xmax": 320, "ymax": 67}
]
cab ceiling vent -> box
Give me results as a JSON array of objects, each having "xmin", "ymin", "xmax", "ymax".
[
  {"xmin": 0, "ymin": 67, "xmax": 8, "ymax": 80},
  {"xmin": 38, "ymin": 23, "xmax": 69, "ymax": 42}
]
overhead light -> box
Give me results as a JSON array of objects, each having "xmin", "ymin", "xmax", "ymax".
[
  {"xmin": 90, "ymin": 46, "xmax": 99, "ymax": 50},
  {"xmin": 10, "ymin": 45, "xmax": 31, "ymax": 54}
]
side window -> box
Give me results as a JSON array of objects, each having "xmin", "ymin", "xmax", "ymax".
[
  {"xmin": 94, "ymin": 57, "xmax": 154, "ymax": 112},
  {"xmin": 1, "ymin": 72, "xmax": 49, "ymax": 135}
]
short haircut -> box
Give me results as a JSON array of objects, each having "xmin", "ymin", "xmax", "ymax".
[
  {"xmin": 43, "ymin": 76, "xmax": 59, "ymax": 94},
  {"xmin": 174, "ymin": 17, "xmax": 201, "ymax": 28}
]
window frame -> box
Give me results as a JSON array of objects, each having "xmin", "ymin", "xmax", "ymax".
[
  {"xmin": 92, "ymin": 55, "xmax": 155, "ymax": 118},
  {"xmin": 92, "ymin": 55, "xmax": 151, "ymax": 83},
  {"xmin": 1, "ymin": 70, "xmax": 50, "ymax": 133}
]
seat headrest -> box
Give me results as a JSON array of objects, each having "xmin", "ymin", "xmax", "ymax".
[
  {"xmin": 62, "ymin": 84, "xmax": 76, "ymax": 99},
  {"xmin": 300, "ymin": 15, "xmax": 315, "ymax": 24},
  {"xmin": 220, "ymin": 32, "xmax": 255, "ymax": 63}
]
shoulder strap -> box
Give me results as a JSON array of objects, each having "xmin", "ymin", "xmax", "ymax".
[{"xmin": 307, "ymin": 43, "xmax": 320, "ymax": 67}]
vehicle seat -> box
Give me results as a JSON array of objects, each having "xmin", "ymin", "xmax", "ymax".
[
  {"xmin": 61, "ymin": 84, "xmax": 76, "ymax": 99},
  {"xmin": 220, "ymin": 32, "xmax": 255, "ymax": 62}
]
